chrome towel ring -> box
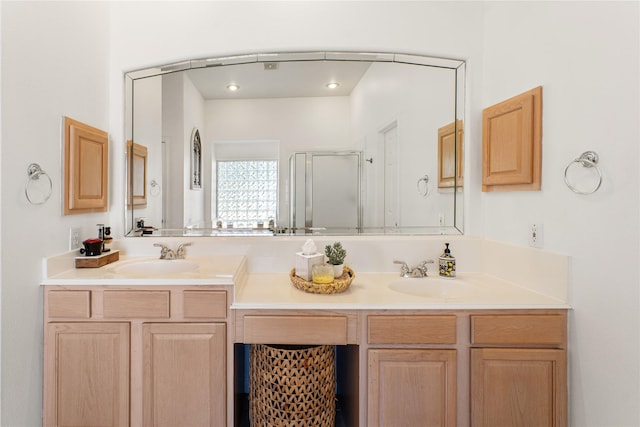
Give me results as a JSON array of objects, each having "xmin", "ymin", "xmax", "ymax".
[
  {"xmin": 417, "ymin": 174, "xmax": 430, "ymax": 197},
  {"xmin": 150, "ymin": 179, "xmax": 161, "ymax": 197},
  {"xmin": 25, "ymin": 163, "xmax": 52, "ymax": 205},
  {"xmin": 564, "ymin": 151, "xmax": 602, "ymax": 195}
]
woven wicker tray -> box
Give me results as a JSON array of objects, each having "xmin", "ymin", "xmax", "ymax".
[{"xmin": 290, "ymin": 266, "xmax": 354, "ymax": 294}]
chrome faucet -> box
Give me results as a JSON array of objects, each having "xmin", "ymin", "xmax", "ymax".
[
  {"xmin": 394, "ymin": 259, "xmax": 435, "ymax": 278},
  {"xmin": 153, "ymin": 242, "xmax": 192, "ymax": 260}
]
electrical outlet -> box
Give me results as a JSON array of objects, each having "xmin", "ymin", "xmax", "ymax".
[
  {"xmin": 69, "ymin": 227, "xmax": 81, "ymax": 251},
  {"xmin": 438, "ymin": 213, "xmax": 445, "ymax": 226},
  {"xmin": 529, "ymin": 223, "xmax": 543, "ymax": 248}
]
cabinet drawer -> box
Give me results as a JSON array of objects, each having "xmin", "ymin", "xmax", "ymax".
[
  {"xmin": 103, "ymin": 291, "xmax": 170, "ymax": 318},
  {"xmin": 47, "ymin": 291, "xmax": 91, "ymax": 318},
  {"xmin": 368, "ymin": 315, "xmax": 457, "ymax": 344},
  {"xmin": 471, "ymin": 314, "xmax": 566, "ymax": 346},
  {"xmin": 243, "ymin": 315, "xmax": 348, "ymax": 345},
  {"xmin": 183, "ymin": 291, "xmax": 227, "ymax": 318}
]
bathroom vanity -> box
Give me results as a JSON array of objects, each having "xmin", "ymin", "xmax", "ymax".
[{"xmin": 42, "ymin": 241, "xmax": 568, "ymax": 427}]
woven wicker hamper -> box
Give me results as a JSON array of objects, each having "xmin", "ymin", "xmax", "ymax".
[{"xmin": 249, "ymin": 344, "xmax": 336, "ymax": 426}]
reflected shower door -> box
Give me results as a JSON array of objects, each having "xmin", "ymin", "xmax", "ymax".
[{"xmin": 289, "ymin": 151, "xmax": 362, "ymax": 232}]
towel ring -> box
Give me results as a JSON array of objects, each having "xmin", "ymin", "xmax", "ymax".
[
  {"xmin": 25, "ymin": 163, "xmax": 52, "ymax": 205},
  {"xmin": 564, "ymin": 151, "xmax": 602, "ymax": 195},
  {"xmin": 149, "ymin": 179, "xmax": 161, "ymax": 197},
  {"xmin": 417, "ymin": 174, "xmax": 430, "ymax": 197}
]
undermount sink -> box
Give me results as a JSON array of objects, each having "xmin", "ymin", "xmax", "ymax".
[
  {"xmin": 388, "ymin": 277, "xmax": 478, "ymax": 299},
  {"xmin": 114, "ymin": 259, "xmax": 199, "ymax": 276}
]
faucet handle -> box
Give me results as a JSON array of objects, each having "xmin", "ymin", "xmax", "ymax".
[
  {"xmin": 153, "ymin": 243, "xmax": 170, "ymax": 259},
  {"xmin": 393, "ymin": 260, "xmax": 410, "ymax": 277},
  {"xmin": 413, "ymin": 260, "xmax": 435, "ymax": 277},
  {"xmin": 176, "ymin": 242, "xmax": 192, "ymax": 258}
]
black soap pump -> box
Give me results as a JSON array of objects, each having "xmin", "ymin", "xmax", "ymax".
[{"xmin": 439, "ymin": 242, "xmax": 456, "ymax": 278}]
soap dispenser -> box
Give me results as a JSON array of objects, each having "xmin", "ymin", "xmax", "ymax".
[{"xmin": 439, "ymin": 242, "xmax": 456, "ymax": 278}]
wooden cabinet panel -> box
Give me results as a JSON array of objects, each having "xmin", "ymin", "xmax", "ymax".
[
  {"xmin": 47, "ymin": 290, "xmax": 90, "ymax": 318},
  {"xmin": 44, "ymin": 322, "xmax": 129, "ymax": 427},
  {"xmin": 471, "ymin": 314, "xmax": 566, "ymax": 346},
  {"xmin": 127, "ymin": 141, "xmax": 148, "ymax": 207},
  {"xmin": 103, "ymin": 290, "xmax": 170, "ymax": 318},
  {"xmin": 183, "ymin": 290, "xmax": 227, "ymax": 318},
  {"xmin": 438, "ymin": 120, "xmax": 464, "ymax": 189},
  {"xmin": 63, "ymin": 116, "xmax": 108, "ymax": 214},
  {"xmin": 482, "ymin": 87, "xmax": 542, "ymax": 192},
  {"xmin": 243, "ymin": 315, "xmax": 348, "ymax": 345},
  {"xmin": 368, "ymin": 349, "xmax": 457, "ymax": 427},
  {"xmin": 143, "ymin": 323, "xmax": 226, "ymax": 427},
  {"xmin": 368, "ymin": 315, "xmax": 456, "ymax": 344},
  {"xmin": 471, "ymin": 348, "xmax": 567, "ymax": 427}
]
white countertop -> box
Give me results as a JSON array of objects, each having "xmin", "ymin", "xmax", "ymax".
[
  {"xmin": 42, "ymin": 249, "xmax": 569, "ymax": 310},
  {"xmin": 232, "ymin": 271, "xmax": 569, "ymax": 310},
  {"xmin": 42, "ymin": 255, "xmax": 247, "ymax": 286}
]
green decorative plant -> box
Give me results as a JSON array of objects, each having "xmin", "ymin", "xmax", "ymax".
[{"xmin": 325, "ymin": 241, "xmax": 347, "ymax": 265}]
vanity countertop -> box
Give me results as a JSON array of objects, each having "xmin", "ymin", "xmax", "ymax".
[
  {"xmin": 232, "ymin": 271, "xmax": 569, "ymax": 310},
  {"xmin": 41, "ymin": 255, "xmax": 247, "ymax": 286},
  {"xmin": 42, "ymin": 252, "xmax": 569, "ymax": 310}
]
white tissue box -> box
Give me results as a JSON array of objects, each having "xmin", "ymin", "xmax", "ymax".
[{"xmin": 295, "ymin": 252, "xmax": 324, "ymax": 281}]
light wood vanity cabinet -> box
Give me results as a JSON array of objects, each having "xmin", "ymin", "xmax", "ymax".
[
  {"xmin": 44, "ymin": 322, "xmax": 130, "ymax": 427},
  {"xmin": 143, "ymin": 323, "xmax": 226, "ymax": 427},
  {"xmin": 43, "ymin": 287, "xmax": 230, "ymax": 427},
  {"xmin": 470, "ymin": 313, "xmax": 567, "ymax": 427},
  {"xmin": 44, "ymin": 286, "xmax": 567, "ymax": 427},
  {"xmin": 365, "ymin": 310, "xmax": 567, "ymax": 427},
  {"xmin": 366, "ymin": 314, "xmax": 458, "ymax": 427}
]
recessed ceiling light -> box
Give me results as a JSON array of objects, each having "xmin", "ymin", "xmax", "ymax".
[
  {"xmin": 227, "ymin": 83, "xmax": 240, "ymax": 92},
  {"xmin": 326, "ymin": 82, "xmax": 340, "ymax": 90}
]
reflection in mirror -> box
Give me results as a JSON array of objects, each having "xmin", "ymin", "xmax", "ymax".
[
  {"xmin": 127, "ymin": 141, "xmax": 147, "ymax": 206},
  {"xmin": 290, "ymin": 151, "xmax": 362, "ymax": 233},
  {"xmin": 438, "ymin": 120, "xmax": 464, "ymax": 189},
  {"xmin": 125, "ymin": 52, "xmax": 465, "ymax": 237}
]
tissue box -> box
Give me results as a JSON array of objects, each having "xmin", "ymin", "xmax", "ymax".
[{"xmin": 295, "ymin": 252, "xmax": 324, "ymax": 281}]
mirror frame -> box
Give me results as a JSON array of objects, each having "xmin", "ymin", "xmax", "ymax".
[{"xmin": 124, "ymin": 51, "xmax": 466, "ymax": 237}]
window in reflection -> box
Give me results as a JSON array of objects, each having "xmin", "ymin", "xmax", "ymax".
[{"xmin": 216, "ymin": 160, "xmax": 278, "ymax": 228}]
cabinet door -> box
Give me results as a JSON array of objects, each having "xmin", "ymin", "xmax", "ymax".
[
  {"xmin": 143, "ymin": 323, "xmax": 226, "ymax": 427},
  {"xmin": 44, "ymin": 322, "xmax": 130, "ymax": 427},
  {"xmin": 471, "ymin": 348, "xmax": 567, "ymax": 427},
  {"xmin": 368, "ymin": 349, "xmax": 457, "ymax": 427},
  {"xmin": 63, "ymin": 116, "xmax": 109, "ymax": 214}
]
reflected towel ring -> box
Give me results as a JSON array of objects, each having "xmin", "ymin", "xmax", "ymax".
[
  {"xmin": 417, "ymin": 174, "xmax": 430, "ymax": 197},
  {"xmin": 149, "ymin": 179, "xmax": 161, "ymax": 197},
  {"xmin": 564, "ymin": 151, "xmax": 602, "ymax": 195},
  {"xmin": 25, "ymin": 163, "xmax": 52, "ymax": 205}
]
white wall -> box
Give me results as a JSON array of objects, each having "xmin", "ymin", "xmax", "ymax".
[
  {"xmin": 132, "ymin": 75, "xmax": 163, "ymax": 227},
  {"xmin": 161, "ymin": 72, "xmax": 207, "ymax": 228},
  {"xmin": 183, "ymin": 74, "xmax": 206, "ymax": 228},
  {"xmin": 351, "ymin": 62, "xmax": 457, "ymax": 227},
  {"xmin": 481, "ymin": 2, "xmax": 640, "ymax": 425},
  {"xmin": 1, "ymin": 2, "xmax": 111, "ymax": 425},
  {"xmin": 206, "ymin": 96, "xmax": 352, "ymax": 224},
  {"xmin": 3, "ymin": 1, "xmax": 638, "ymax": 426},
  {"xmin": 162, "ymin": 72, "xmax": 185, "ymax": 228}
]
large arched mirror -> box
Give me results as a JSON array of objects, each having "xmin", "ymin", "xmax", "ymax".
[{"xmin": 125, "ymin": 52, "xmax": 465, "ymax": 236}]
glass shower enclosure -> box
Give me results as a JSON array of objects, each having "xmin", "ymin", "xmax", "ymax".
[{"xmin": 289, "ymin": 151, "xmax": 363, "ymax": 233}]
